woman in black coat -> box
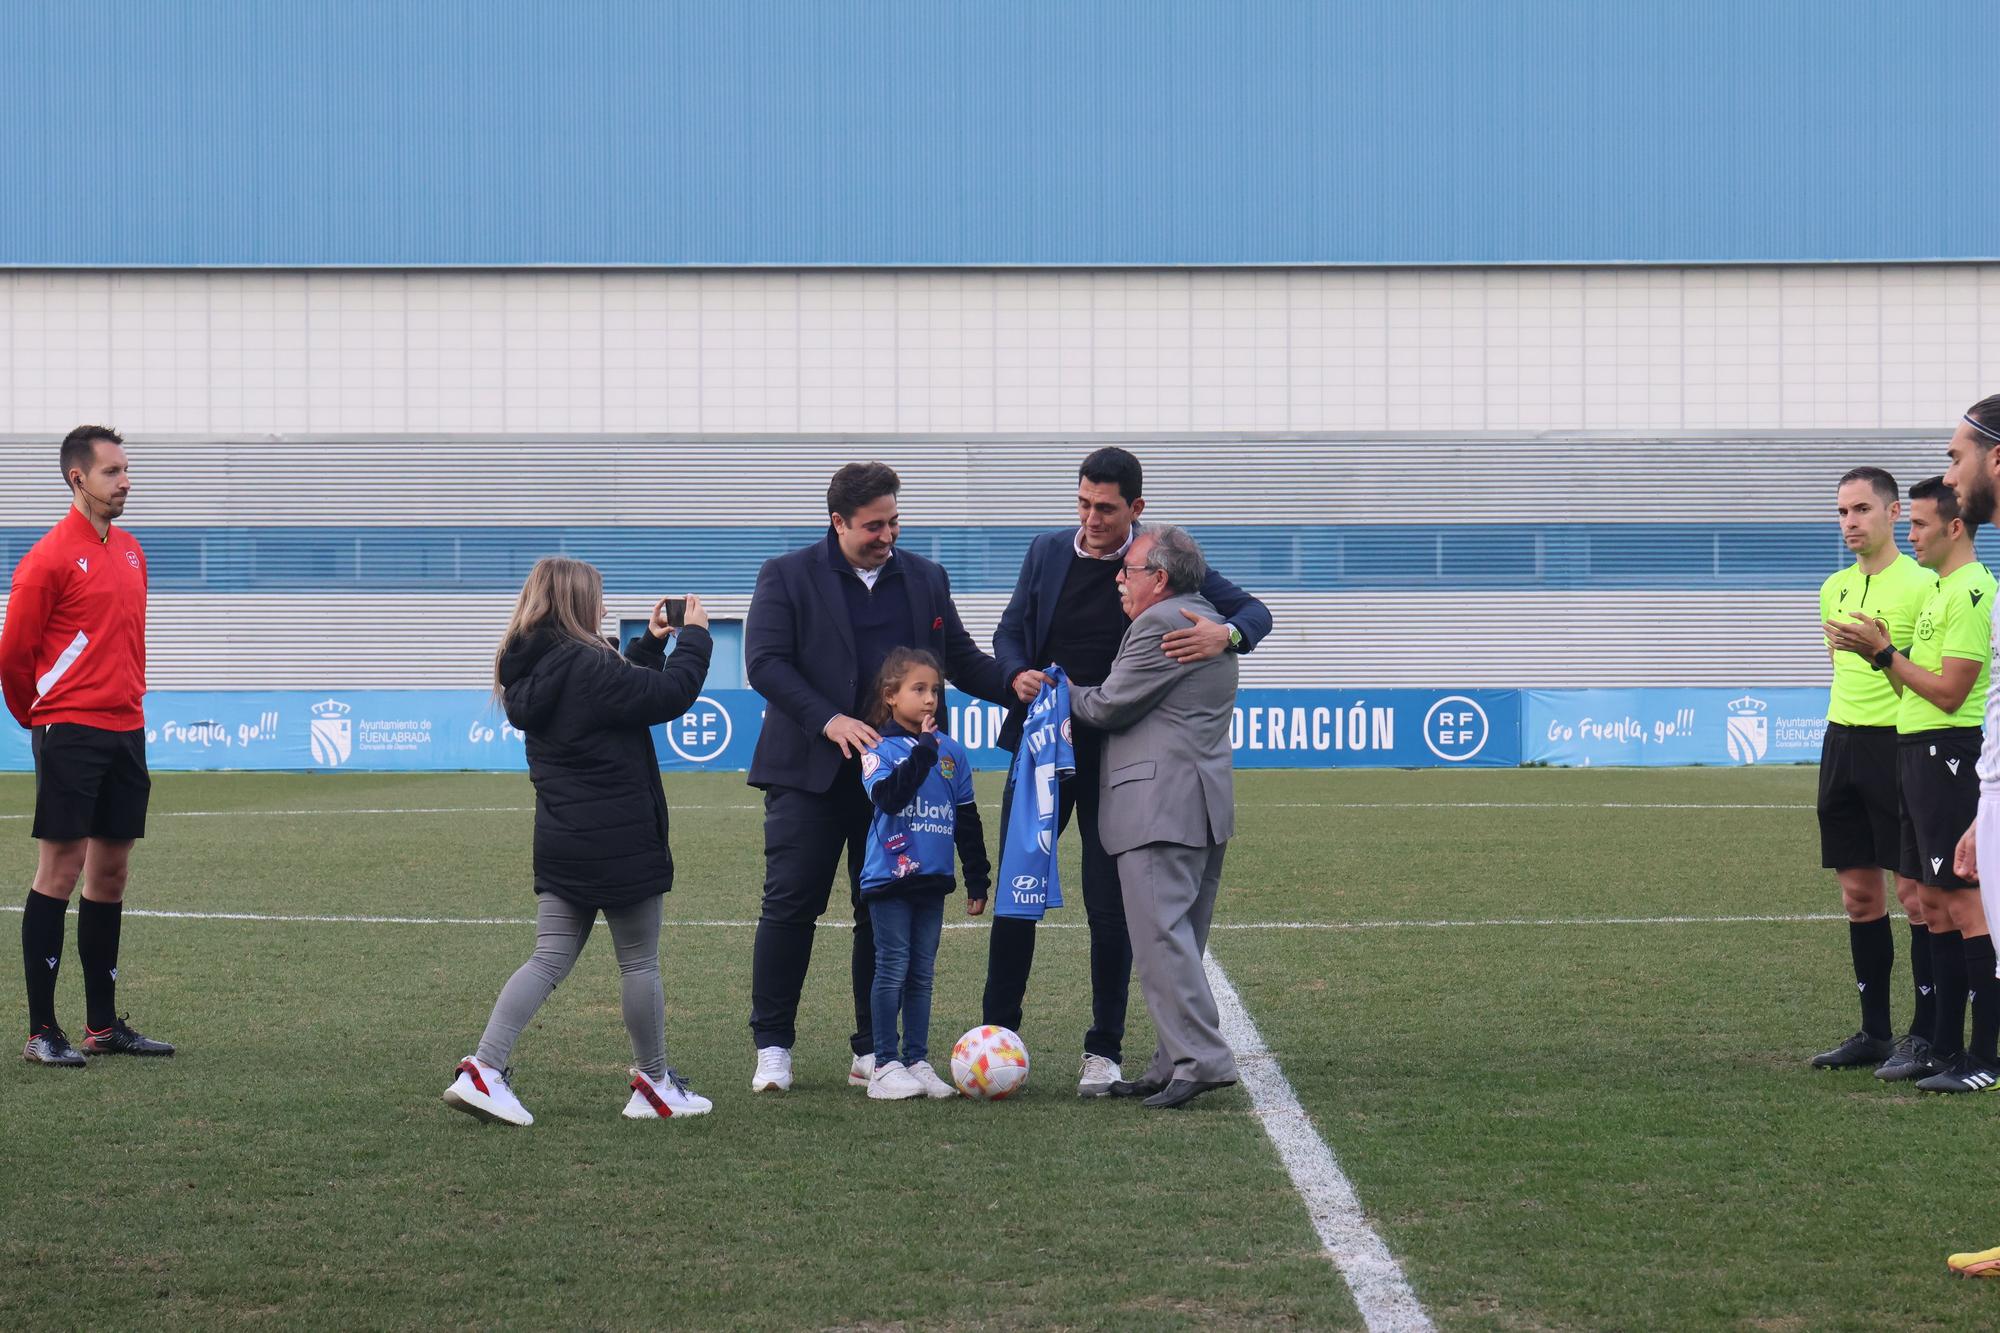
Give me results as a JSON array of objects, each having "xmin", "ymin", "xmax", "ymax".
[{"xmin": 442, "ymin": 556, "xmax": 716, "ymax": 1125}]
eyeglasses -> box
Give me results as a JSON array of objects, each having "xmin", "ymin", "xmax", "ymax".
[{"xmin": 1117, "ymin": 562, "xmax": 1155, "ymax": 578}]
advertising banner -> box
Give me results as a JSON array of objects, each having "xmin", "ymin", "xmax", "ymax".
[
  {"xmin": 0, "ymin": 687, "xmax": 1524, "ymax": 773},
  {"xmin": 1524, "ymin": 688, "xmax": 1828, "ymax": 767}
]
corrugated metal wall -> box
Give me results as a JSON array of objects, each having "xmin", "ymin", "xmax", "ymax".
[
  {"xmin": 4, "ymin": 2, "xmax": 1996, "ymax": 267},
  {"xmin": 0, "ymin": 433, "xmax": 1952, "ymax": 690}
]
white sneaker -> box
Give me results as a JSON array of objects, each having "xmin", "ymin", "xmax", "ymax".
[
  {"xmin": 849, "ymin": 1052, "xmax": 875, "ymax": 1087},
  {"xmin": 1077, "ymin": 1053, "xmax": 1123, "ymax": 1098},
  {"xmin": 867, "ymin": 1059, "xmax": 925, "ymax": 1101},
  {"xmin": 908, "ymin": 1060, "xmax": 959, "ymax": 1099},
  {"xmin": 442, "ymin": 1057, "xmax": 533, "ymax": 1126},
  {"xmin": 624, "ymin": 1067, "xmax": 714, "ymax": 1119},
  {"xmin": 751, "ymin": 1045, "xmax": 793, "ymax": 1093}
]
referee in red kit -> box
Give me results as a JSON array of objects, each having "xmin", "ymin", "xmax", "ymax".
[{"xmin": 0, "ymin": 426, "xmax": 173, "ymax": 1065}]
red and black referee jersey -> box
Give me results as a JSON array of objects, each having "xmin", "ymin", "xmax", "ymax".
[{"xmin": 0, "ymin": 506, "xmax": 147, "ymax": 731}]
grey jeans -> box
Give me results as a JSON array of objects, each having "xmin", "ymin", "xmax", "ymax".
[{"xmin": 475, "ymin": 893, "xmax": 668, "ymax": 1078}]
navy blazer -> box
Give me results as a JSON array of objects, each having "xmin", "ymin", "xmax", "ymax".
[
  {"xmin": 745, "ymin": 535, "xmax": 1011, "ymax": 793},
  {"xmin": 991, "ymin": 528, "xmax": 1274, "ymax": 751}
]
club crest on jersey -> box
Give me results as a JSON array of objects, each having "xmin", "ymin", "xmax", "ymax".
[
  {"xmin": 125, "ymin": 550, "xmax": 139, "ymax": 569},
  {"xmin": 939, "ymin": 753, "xmax": 956, "ymax": 780},
  {"xmin": 861, "ymin": 751, "xmax": 881, "ymax": 779}
]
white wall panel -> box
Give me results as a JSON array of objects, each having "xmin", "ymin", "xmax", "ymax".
[
  {"xmin": 0, "ymin": 434, "xmax": 1951, "ymax": 527},
  {"xmin": 0, "ymin": 591, "xmax": 1848, "ymax": 691},
  {"xmin": 3, "ymin": 267, "xmax": 1998, "ymax": 438}
]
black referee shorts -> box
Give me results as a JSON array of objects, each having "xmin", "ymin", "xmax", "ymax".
[
  {"xmin": 1898, "ymin": 728, "xmax": 1983, "ymax": 889},
  {"xmin": 31, "ymin": 723, "xmax": 150, "ymax": 843},
  {"xmin": 1818, "ymin": 722, "xmax": 1900, "ymax": 871}
]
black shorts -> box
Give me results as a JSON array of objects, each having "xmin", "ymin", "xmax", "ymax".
[
  {"xmin": 31, "ymin": 723, "xmax": 150, "ymax": 843},
  {"xmin": 1819, "ymin": 723, "xmax": 1900, "ymax": 870},
  {"xmin": 1899, "ymin": 729, "xmax": 1983, "ymax": 888}
]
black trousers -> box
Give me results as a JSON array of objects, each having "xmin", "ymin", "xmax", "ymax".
[
  {"xmin": 981, "ymin": 725, "xmax": 1131, "ymax": 1063},
  {"xmin": 748, "ymin": 766, "xmax": 877, "ymax": 1055}
]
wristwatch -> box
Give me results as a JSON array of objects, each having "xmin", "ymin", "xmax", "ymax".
[
  {"xmin": 1226, "ymin": 623, "xmax": 1244, "ymax": 650},
  {"xmin": 1872, "ymin": 644, "xmax": 1896, "ymax": 671}
]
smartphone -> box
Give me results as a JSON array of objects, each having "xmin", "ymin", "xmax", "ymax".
[{"xmin": 662, "ymin": 597, "xmax": 687, "ymax": 628}]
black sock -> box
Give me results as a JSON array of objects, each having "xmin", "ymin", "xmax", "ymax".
[
  {"xmin": 1850, "ymin": 916, "xmax": 1895, "ymax": 1039},
  {"xmin": 75, "ymin": 897, "xmax": 122, "ymax": 1032},
  {"xmin": 1967, "ymin": 934, "xmax": 2000, "ymax": 1065},
  {"xmin": 1909, "ymin": 923, "xmax": 1937, "ymax": 1039},
  {"xmin": 1932, "ymin": 928, "xmax": 1968, "ymax": 1060},
  {"xmin": 21, "ymin": 892, "xmax": 67, "ymax": 1033}
]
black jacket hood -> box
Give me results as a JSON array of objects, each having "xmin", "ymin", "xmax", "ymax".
[{"xmin": 499, "ymin": 629, "xmax": 585, "ymax": 731}]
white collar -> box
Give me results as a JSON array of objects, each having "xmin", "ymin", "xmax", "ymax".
[{"xmin": 1073, "ymin": 525, "xmax": 1136, "ymax": 561}]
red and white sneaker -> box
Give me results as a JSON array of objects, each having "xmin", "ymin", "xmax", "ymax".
[
  {"xmin": 442, "ymin": 1057, "xmax": 533, "ymax": 1126},
  {"xmin": 623, "ymin": 1067, "xmax": 713, "ymax": 1119}
]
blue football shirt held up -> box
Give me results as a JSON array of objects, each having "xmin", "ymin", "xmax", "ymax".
[{"xmin": 996, "ymin": 666, "xmax": 1075, "ymax": 920}]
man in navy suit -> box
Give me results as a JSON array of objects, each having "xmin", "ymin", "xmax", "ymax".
[
  {"xmin": 744, "ymin": 461, "xmax": 1010, "ymax": 1093},
  {"xmin": 985, "ymin": 447, "xmax": 1273, "ymax": 1096}
]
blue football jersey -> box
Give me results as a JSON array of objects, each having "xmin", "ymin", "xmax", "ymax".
[
  {"xmin": 996, "ymin": 666, "xmax": 1075, "ymax": 919},
  {"xmin": 858, "ymin": 731, "xmax": 978, "ymax": 892}
]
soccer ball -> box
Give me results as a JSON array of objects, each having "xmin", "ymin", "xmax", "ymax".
[{"xmin": 950, "ymin": 1025, "xmax": 1030, "ymax": 1100}]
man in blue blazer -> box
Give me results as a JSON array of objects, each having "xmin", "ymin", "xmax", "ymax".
[
  {"xmin": 985, "ymin": 447, "xmax": 1273, "ymax": 1096},
  {"xmin": 744, "ymin": 461, "xmax": 1010, "ymax": 1094}
]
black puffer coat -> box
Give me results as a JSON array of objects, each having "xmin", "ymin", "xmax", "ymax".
[{"xmin": 499, "ymin": 625, "xmax": 713, "ymax": 909}]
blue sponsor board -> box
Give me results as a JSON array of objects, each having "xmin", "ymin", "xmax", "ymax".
[
  {"xmin": 0, "ymin": 687, "xmax": 1523, "ymax": 773},
  {"xmin": 1525, "ymin": 688, "xmax": 1829, "ymax": 767}
]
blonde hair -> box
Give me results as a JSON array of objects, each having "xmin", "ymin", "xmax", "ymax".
[{"xmin": 493, "ymin": 556, "xmax": 613, "ymax": 692}]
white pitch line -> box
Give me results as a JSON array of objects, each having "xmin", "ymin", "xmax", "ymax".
[
  {"xmin": 0, "ymin": 906, "xmax": 1848, "ymax": 930},
  {"xmin": 1205, "ymin": 950, "xmax": 1434, "ymax": 1333}
]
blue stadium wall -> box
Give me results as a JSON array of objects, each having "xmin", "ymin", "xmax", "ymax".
[{"xmin": 4, "ymin": 2, "xmax": 1998, "ymax": 267}]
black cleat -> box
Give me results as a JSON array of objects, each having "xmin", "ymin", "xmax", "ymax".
[
  {"xmin": 23, "ymin": 1025, "xmax": 87, "ymax": 1067},
  {"xmin": 1875, "ymin": 1033, "xmax": 1938, "ymax": 1082},
  {"xmin": 1915, "ymin": 1054, "xmax": 2000, "ymax": 1094},
  {"xmin": 80, "ymin": 1017, "xmax": 175, "ymax": 1057},
  {"xmin": 1811, "ymin": 1031, "xmax": 1892, "ymax": 1069}
]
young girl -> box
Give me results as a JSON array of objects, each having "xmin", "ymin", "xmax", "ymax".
[
  {"xmin": 857, "ymin": 648, "xmax": 991, "ymax": 1100},
  {"xmin": 443, "ymin": 557, "xmax": 715, "ymax": 1125}
]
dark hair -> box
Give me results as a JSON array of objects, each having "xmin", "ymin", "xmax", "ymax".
[
  {"xmin": 867, "ymin": 647, "xmax": 942, "ymax": 728},
  {"xmin": 1911, "ymin": 474, "xmax": 1966, "ymax": 529},
  {"xmin": 60, "ymin": 425, "xmax": 122, "ymax": 488},
  {"xmin": 1079, "ymin": 447, "xmax": 1143, "ymax": 504},
  {"xmin": 1967, "ymin": 394, "xmax": 2000, "ymax": 447},
  {"xmin": 1837, "ymin": 466, "xmax": 1898, "ymax": 508},
  {"xmin": 827, "ymin": 462, "xmax": 900, "ymax": 520}
]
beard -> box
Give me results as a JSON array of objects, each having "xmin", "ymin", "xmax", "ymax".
[{"xmin": 1963, "ymin": 462, "xmax": 1998, "ymax": 528}]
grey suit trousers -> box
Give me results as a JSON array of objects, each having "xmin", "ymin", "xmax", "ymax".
[{"xmin": 1118, "ymin": 840, "xmax": 1238, "ymax": 1085}]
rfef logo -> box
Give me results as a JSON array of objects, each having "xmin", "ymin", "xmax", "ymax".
[
  {"xmin": 310, "ymin": 699, "xmax": 353, "ymax": 768},
  {"xmin": 666, "ymin": 696, "xmax": 733, "ymax": 764},
  {"xmin": 1726, "ymin": 695, "xmax": 1768, "ymax": 765},
  {"xmin": 1422, "ymin": 696, "xmax": 1489, "ymax": 762}
]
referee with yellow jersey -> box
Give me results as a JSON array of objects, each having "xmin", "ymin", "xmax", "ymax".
[
  {"xmin": 1827, "ymin": 476, "xmax": 1999, "ymax": 1091},
  {"xmin": 1811, "ymin": 467, "xmax": 1935, "ymax": 1070}
]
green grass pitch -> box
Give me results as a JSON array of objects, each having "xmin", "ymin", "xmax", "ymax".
[{"xmin": 4, "ymin": 766, "xmax": 2000, "ymax": 1330}]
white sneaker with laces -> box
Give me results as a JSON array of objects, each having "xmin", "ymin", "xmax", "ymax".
[
  {"xmin": 751, "ymin": 1045, "xmax": 794, "ymax": 1093},
  {"xmin": 624, "ymin": 1067, "xmax": 714, "ymax": 1119},
  {"xmin": 867, "ymin": 1059, "xmax": 925, "ymax": 1101},
  {"xmin": 1077, "ymin": 1053, "xmax": 1123, "ymax": 1098},
  {"xmin": 908, "ymin": 1060, "xmax": 958, "ymax": 1099},
  {"xmin": 849, "ymin": 1052, "xmax": 875, "ymax": 1087},
  {"xmin": 442, "ymin": 1057, "xmax": 534, "ymax": 1126}
]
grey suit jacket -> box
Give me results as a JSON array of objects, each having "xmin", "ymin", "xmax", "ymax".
[{"xmin": 1069, "ymin": 593, "xmax": 1238, "ymax": 856}]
